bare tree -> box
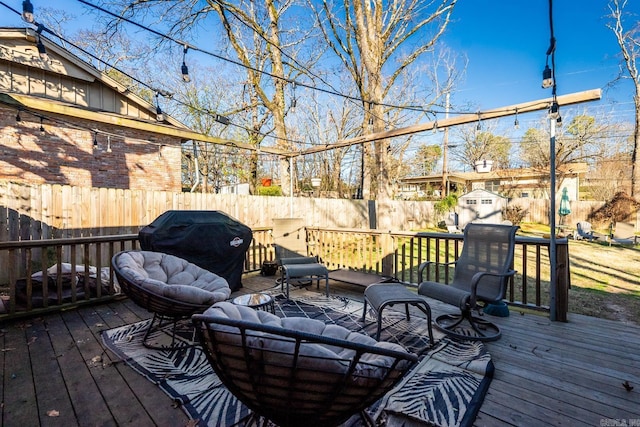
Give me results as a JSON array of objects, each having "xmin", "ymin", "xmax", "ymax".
[
  {"xmin": 104, "ymin": 0, "xmax": 320, "ymax": 196},
  {"xmin": 176, "ymin": 65, "xmax": 254, "ymax": 193},
  {"xmin": 450, "ymin": 124, "xmax": 511, "ymax": 171},
  {"xmin": 608, "ymin": 0, "xmax": 640, "ymax": 196},
  {"xmin": 520, "ymin": 114, "xmax": 608, "ymax": 169},
  {"xmin": 297, "ymin": 87, "xmax": 363, "ymax": 197},
  {"xmin": 312, "ymin": 0, "xmax": 458, "ymax": 201}
]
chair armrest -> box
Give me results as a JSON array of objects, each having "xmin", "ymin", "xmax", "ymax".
[
  {"xmin": 418, "ymin": 260, "xmax": 456, "ymax": 283},
  {"xmin": 467, "ymin": 269, "xmax": 517, "ymax": 305}
]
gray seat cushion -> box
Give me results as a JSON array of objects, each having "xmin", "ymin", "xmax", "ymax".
[
  {"xmin": 203, "ymin": 302, "xmax": 408, "ymax": 376},
  {"xmin": 116, "ymin": 251, "xmax": 231, "ymax": 305}
]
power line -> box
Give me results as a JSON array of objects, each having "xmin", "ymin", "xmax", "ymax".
[
  {"xmin": 75, "ymin": 0, "xmax": 435, "ymax": 114},
  {"xmin": 0, "ymin": 1, "xmax": 314, "ymax": 146}
]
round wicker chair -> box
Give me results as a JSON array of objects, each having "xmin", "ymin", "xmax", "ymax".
[
  {"xmin": 192, "ymin": 302, "xmax": 418, "ymax": 427},
  {"xmin": 112, "ymin": 250, "xmax": 231, "ymax": 349}
]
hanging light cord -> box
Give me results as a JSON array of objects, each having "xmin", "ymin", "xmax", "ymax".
[{"xmin": 547, "ymin": 0, "xmax": 558, "ymax": 100}]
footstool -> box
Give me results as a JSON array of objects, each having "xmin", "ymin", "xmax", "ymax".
[
  {"xmin": 279, "ymin": 257, "xmax": 329, "ymax": 299},
  {"xmin": 362, "ymin": 283, "xmax": 434, "ymax": 344}
]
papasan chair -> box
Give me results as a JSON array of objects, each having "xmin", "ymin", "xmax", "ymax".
[
  {"xmin": 192, "ymin": 301, "xmax": 418, "ymax": 427},
  {"xmin": 112, "ymin": 250, "xmax": 231, "ymax": 349}
]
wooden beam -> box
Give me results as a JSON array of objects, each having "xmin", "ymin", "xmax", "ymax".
[
  {"xmin": 1, "ymin": 93, "xmax": 288, "ymax": 155},
  {"xmin": 293, "ymin": 89, "xmax": 602, "ymax": 157}
]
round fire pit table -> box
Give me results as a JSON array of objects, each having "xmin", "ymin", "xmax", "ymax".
[{"xmin": 232, "ymin": 292, "xmax": 275, "ymax": 314}]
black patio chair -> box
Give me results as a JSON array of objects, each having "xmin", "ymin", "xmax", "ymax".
[
  {"xmin": 418, "ymin": 223, "xmax": 518, "ymax": 341},
  {"xmin": 112, "ymin": 250, "xmax": 231, "ymax": 350},
  {"xmin": 192, "ymin": 302, "xmax": 418, "ymax": 427}
]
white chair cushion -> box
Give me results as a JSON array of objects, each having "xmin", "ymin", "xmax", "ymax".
[{"xmin": 116, "ymin": 251, "xmax": 231, "ymax": 305}]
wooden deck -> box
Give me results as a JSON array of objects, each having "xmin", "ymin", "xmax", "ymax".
[{"xmin": 2, "ymin": 273, "xmax": 639, "ymax": 427}]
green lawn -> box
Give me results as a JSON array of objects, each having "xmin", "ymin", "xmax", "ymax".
[{"xmin": 515, "ymin": 223, "xmax": 640, "ymax": 324}]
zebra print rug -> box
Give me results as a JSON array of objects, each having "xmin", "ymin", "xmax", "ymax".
[{"xmin": 102, "ymin": 289, "xmax": 493, "ymax": 427}]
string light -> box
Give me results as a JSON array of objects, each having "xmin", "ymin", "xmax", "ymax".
[
  {"xmin": 5, "ymin": 8, "xmax": 451, "ymax": 147},
  {"xmin": 155, "ymin": 92, "xmax": 164, "ymax": 122},
  {"xmin": 39, "ymin": 116, "xmax": 45, "ymax": 134},
  {"xmin": 22, "ymin": 0, "xmax": 34, "ymax": 23},
  {"xmin": 514, "ymin": 108, "xmax": 520, "ymax": 129},
  {"xmin": 476, "ymin": 113, "xmax": 482, "ymax": 131},
  {"xmin": 181, "ymin": 45, "xmax": 190, "ymax": 83},
  {"xmin": 5, "ymin": 0, "xmax": 564, "ymax": 143},
  {"xmin": 1, "ymin": 3, "xmax": 580, "ymax": 155},
  {"xmin": 158, "ymin": 144, "xmax": 163, "ymax": 159},
  {"xmin": 106, "ymin": 135, "xmax": 112, "ymax": 153},
  {"xmin": 74, "ymin": 0, "xmax": 432, "ymax": 116},
  {"xmin": 215, "ymin": 114, "xmax": 230, "ymax": 125},
  {"xmin": 549, "ymin": 101, "xmax": 560, "ymax": 120},
  {"xmin": 542, "ymin": 64, "xmax": 553, "ymax": 89},
  {"xmin": 16, "ymin": 110, "xmax": 21, "ymax": 122},
  {"xmin": 290, "ymin": 82, "xmax": 297, "ymax": 113},
  {"xmin": 93, "ymin": 132, "xmax": 99, "ymax": 149},
  {"xmin": 35, "ymin": 24, "xmax": 49, "ymax": 62}
]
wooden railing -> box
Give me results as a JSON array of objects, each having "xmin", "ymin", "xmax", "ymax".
[
  {"xmin": 308, "ymin": 227, "xmax": 570, "ymax": 320},
  {"xmin": 0, "ymin": 229, "xmax": 273, "ymax": 320},
  {"xmin": 0, "ymin": 227, "xmax": 568, "ymax": 321}
]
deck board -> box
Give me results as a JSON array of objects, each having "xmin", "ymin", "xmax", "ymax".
[
  {"xmin": 49, "ymin": 310, "xmax": 117, "ymax": 427},
  {"xmin": 1, "ymin": 272, "xmax": 639, "ymax": 426},
  {"xmin": 2, "ymin": 320, "xmax": 40, "ymax": 426},
  {"xmin": 27, "ymin": 317, "xmax": 78, "ymax": 427}
]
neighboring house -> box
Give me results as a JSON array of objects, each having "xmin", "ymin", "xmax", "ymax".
[
  {"xmin": 399, "ymin": 162, "xmax": 587, "ymax": 201},
  {"xmin": 1, "ymin": 27, "xmax": 190, "ymax": 191}
]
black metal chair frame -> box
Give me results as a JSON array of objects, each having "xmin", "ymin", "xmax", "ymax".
[
  {"xmin": 112, "ymin": 251, "xmax": 212, "ymax": 350},
  {"xmin": 192, "ymin": 314, "xmax": 418, "ymax": 427},
  {"xmin": 418, "ymin": 223, "xmax": 518, "ymax": 342}
]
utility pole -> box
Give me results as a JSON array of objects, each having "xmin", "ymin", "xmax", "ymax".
[{"xmin": 441, "ymin": 92, "xmax": 450, "ymax": 198}]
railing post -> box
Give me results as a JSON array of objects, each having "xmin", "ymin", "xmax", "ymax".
[
  {"xmin": 555, "ymin": 240, "xmax": 570, "ymax": 322},
  {"xmin": 380, "ymin": 232, "xmax": 394, "ymax": 277}
]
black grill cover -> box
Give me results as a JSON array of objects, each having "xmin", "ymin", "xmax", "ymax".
[{"xmin": 138, "ymin": 210, "xmax": 252, "ymax": 291}]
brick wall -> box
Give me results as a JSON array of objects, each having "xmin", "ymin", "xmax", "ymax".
[{"xmin": 0, "ymin": 105, "xmax": 182, "ymax": 191}]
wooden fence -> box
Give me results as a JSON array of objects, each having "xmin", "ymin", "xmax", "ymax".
[{"xmin": 0, "ymin": 181, "xmax": 609, "ymax": 243}]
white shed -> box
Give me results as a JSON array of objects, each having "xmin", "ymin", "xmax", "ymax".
[{"xmin": 458, "ymin": 189, "xmax": 507, "ymax": 228}]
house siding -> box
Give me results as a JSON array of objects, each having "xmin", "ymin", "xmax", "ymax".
[
  {"xmin": 0, "ymin": 105, "xmax": 182, "ymax": 191},
  {"xmin": 0, "ymin": 28, "xmax": 188, "ymax": 192},
  {"xmin": 0, "ymin": 35, "xmax": 153, "ymax": 120}
]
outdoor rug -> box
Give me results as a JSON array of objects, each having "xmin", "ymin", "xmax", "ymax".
[{"xmin": 102, "ymin": 288, "xmax": 494, "ymax": 427}]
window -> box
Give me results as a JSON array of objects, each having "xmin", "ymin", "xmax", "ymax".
[
  {"xmin": 466, "ymin": 199, "xmax": 477, "ymax": 205},
  {"xmin": 485, "ymin": 180, "xmax": 500, "ymax": 192},
  {"xmin": 481, "ymin": 199, "xmax": 493, "ymax": 205},
  {"xmin": 521, "ymin": 192, "xmax": 529, "ymax": 198}
]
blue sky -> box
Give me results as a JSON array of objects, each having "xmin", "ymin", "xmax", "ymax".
[
  {"xmin": 0, "ymin": 0, "xmax": 637, "ymax": 126},
  {"xmin": 443, "ymin": 1, "xmax": 637, "ymax": 124}
]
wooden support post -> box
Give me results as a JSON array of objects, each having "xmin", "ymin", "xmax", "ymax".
[
  {"xmin": 555, "ymin": 240, "xmax": 571, "ymax": 322},
  {"xmin": 380, "ymin": 232, "xmax": 394, "ymax": 277}
]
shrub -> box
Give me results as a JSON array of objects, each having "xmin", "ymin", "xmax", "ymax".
[
  {"xmin": 503, "ymin": 205, "xmax": 527, "ymax": 225},
  {"xmin": 256, "ymin": 186, "xmax": 283, "ymax": 196},
  {"xmin": 434, "ymin": 194, "xmax": 458, "ymax": 216},
  {"xmin": 587, "ymin": 191, "xmax": 639, "ymax": 227}
]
